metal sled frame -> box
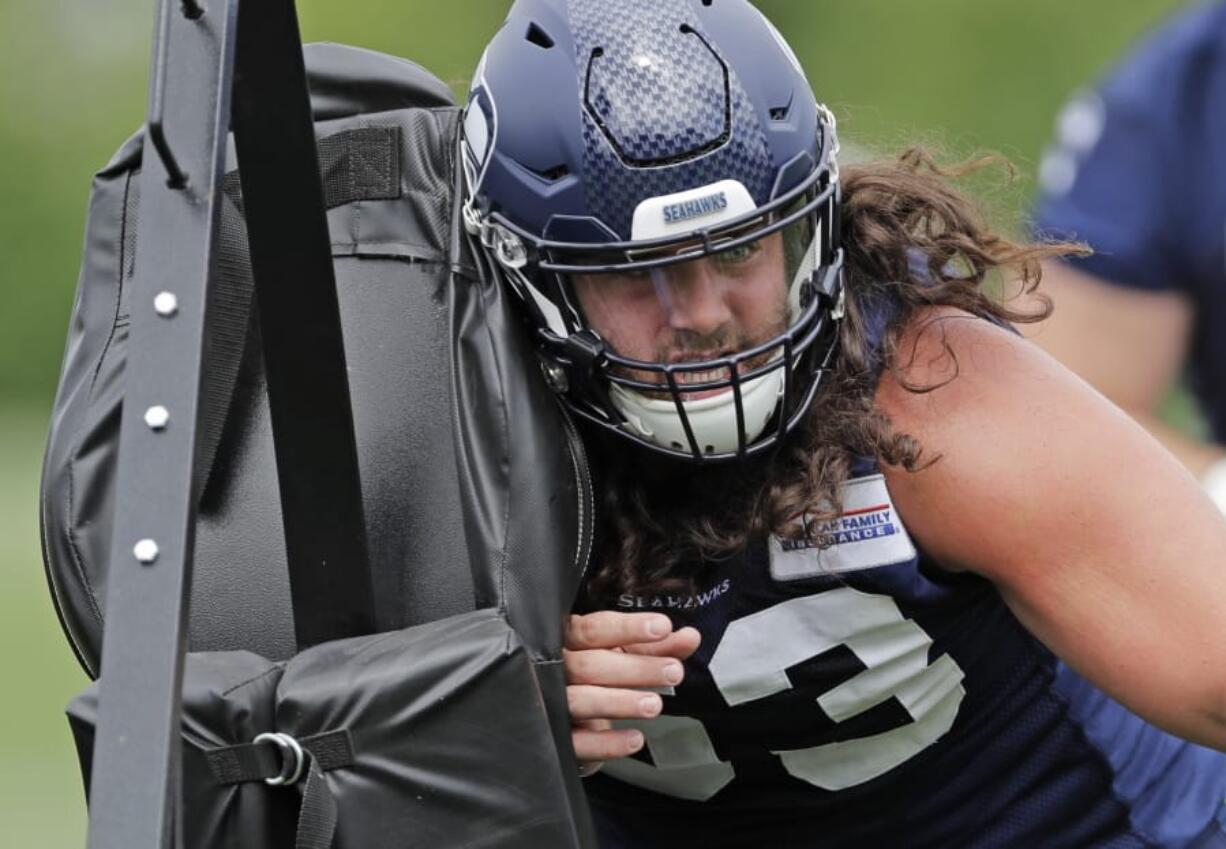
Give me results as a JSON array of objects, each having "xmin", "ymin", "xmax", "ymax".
[{"xmin": 86, "ymin": 1, "xmax": 376, "ymax": 846}]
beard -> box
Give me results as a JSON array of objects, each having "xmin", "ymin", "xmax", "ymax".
[{"xmin": 614, "ymin": 297, "xmax": 792, "ymax": 401}]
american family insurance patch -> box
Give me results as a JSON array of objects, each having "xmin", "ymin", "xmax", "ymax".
[{"xmin": 770, "ymin": 474, "xmax": 917, "ymax": 580}]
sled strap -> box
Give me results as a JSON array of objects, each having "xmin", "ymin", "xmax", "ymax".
[
  {"xmin": 205, "ymin": 730, "xmax": 355, "ymax": 849},
  {"xmin": 231, "ymin": 0, "xmax": 378, "ymax": 649},
  {"xmin": 204, "ymin": 729, "xmax": 354, "ymax": 785},
  {"xmin": 295, "ymin": 758, "xmax": 340, "ymax": 849},
  {"xmin": 194, "ymin": 191, "xmax": 256, "ymax": 503}
]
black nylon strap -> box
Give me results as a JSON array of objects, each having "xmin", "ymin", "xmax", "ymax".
[
  {"xmin": 294, "ymin": 757, "xmax": 339, "ymax": 849},
  {"xmin": 204, "ymin": 729, "xmax": 356, "ymax": 785},
  {"xmin": 204, "ymin": 730, "xmax": 353, "ymax": 849},
  {"xmin": 222, "ymin": 126, "xmax": 401, "ymax": 216},
  {"xmin": 194, "ymin": 192, "xmax": 255, "ymax": 504},
  {"xmin": 318, "ymin": 126, "xmax": 401, "ymax": 207},
  {"xmin": 205, "ymin": 739, "xmax": 280, "ymax": 785},
  {"xmin": 300, "ymin": 729, "xmax": 354, "ymax": 771},
  {"xmin": 232, "ymin": 0, "xmax": 378, "ymax": 648}
]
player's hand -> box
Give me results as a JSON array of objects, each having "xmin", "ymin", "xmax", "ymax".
[{"xmin": 563, "ymin": 611, "xmax": 701, "ymax": 775}]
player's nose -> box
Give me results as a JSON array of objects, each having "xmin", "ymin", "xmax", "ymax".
[{"xmin": 659, "ymin": 259, "xmax": 733, "ymax": 335}]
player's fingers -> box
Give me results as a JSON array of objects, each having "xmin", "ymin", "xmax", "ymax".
[
  {"xmin": 572, "ymin": 725, "xmax": 646, "ymax": 763},
  {"xmin": 564, "ymin": 611, "xmax": 673, "ymax": 651},
  {"xmin": 564, "ymin": 647, "xmax": 685, "ymax": 688},
  {"xmin": 623, "ymin": 626, "xmax": 702, "ymax": 659},
  {"xmin": 567, "ymin": 685, "xmax": 663, "ymax": 721}
]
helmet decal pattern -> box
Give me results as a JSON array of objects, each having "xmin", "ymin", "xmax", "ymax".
[{"xmin": 566, "ymin": 0, "xmax": 774, "ymax": 240}]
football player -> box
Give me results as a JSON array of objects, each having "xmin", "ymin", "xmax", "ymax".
[
  {"xmin": 462, "ymin": 1, "xmax": 1226, "ymax": 845},
  {"xmin": 1032, "ymin": 0, "xmax": 1226, "ymax": 514}
]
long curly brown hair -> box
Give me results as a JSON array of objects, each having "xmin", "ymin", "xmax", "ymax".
[{"xmin": 579, "ymin": 149, "xmax": 1086, "ymax": 607}]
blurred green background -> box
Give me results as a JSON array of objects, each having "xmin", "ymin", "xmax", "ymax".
[{"xmin": 0, "ymin": 0, "xmax": 1187, "ymax": 845}]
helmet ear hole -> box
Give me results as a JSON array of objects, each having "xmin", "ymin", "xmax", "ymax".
[
  {"xmin": 671, "ymin": 441, "xmax": 685, "ymax": 451},
  {"xmin": 526, "ymin": 22, "xmax": 555, "ymax": 49}
]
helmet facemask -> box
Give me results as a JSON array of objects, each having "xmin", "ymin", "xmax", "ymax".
[{"xmin": 472, "ymin": 168, "xmax": 844, "ymax": 463}]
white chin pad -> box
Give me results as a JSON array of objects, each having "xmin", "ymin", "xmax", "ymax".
[{"xmin": 609, "ymin": 366, "xmax": 786, "ymax": 455}]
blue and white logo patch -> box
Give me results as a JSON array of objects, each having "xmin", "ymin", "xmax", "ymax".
[{"xmin": 769, "ymin": 474, "xmax": 916, "ymax": 580}]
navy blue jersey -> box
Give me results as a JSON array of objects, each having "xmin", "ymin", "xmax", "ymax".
[
  {"xmin": 1033, "ymin": 0, "xmax": 1226, "ymax": 440},
  {"xmin": 583, "ymin": 459, "xmax": 1226, "ymax": 848}
]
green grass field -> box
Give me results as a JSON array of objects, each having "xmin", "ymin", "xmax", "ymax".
[{"xmin": 0, "ymin": 406, "xmax": 89, "ymax": 847}]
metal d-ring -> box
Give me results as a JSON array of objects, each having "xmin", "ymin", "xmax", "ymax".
[{"xmin": 253, "ymin": 732, "xmax": 305, "ymax": 786}]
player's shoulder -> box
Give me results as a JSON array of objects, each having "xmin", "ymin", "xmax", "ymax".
[
  {"xmin": 875, "ymin": 306, "xmax": 1037, "ymax": 404},
  {"xmin": 872, "ymin": 304, "xmax": 1087, "ymax": 454},
  {"xmin": 1104, "ymin": 0, "xmax": 1226, "ymax": 99},
  {"xmin": 869, "ymin": 305, "xmax": 1149, "ymax": 577}
]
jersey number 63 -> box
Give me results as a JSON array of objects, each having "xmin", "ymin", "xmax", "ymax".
[{"xmin": 602, "ymin": 587, "xmax": 967, "ymax": 800}]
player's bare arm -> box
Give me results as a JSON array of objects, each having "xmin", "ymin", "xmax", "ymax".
[
  {"xmin": 880, "ymin": 306, "xmax": 1226, "ymax": 748},
  {"xmin": 1026, "ymin": 259, "xmax": 1224, "ymax": 476}
]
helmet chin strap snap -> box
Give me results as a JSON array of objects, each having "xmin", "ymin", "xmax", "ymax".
[
  {"xmin": 556, "ymin": 332, "xmax": 622, "ymax": 420},
  {"xmin": 464, "ymin": 200, "xmax": 529, "ymax": 270}
]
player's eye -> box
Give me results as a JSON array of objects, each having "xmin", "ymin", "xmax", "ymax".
[{"xmin": 715, "ymin": 241, "xmax": 761, "ymax": 266}]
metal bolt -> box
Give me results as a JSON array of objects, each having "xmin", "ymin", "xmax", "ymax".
[
  {"xmin": 154, "ymin": 292, "xmax": 179, "ymax": 317},
  {"xmin": 134, "ymin": 539, "xmax": 160, "ymax": 564},
  {"xmin": 541, "ymin": 361, "xmax": 569, "ymax": 393},
  {"xmin": 144, "ymin": 405, "xmax": 170, "ymax": 430}
]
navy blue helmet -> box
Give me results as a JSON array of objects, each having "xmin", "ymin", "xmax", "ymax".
[{"xmin": 462, "ymin": 0, "xmax": 844, "ymax": 462}]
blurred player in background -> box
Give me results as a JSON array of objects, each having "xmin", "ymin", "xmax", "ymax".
[{"xmin": 1033, "ymin": 0, "xmax": 1226, "ymax": 512}]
